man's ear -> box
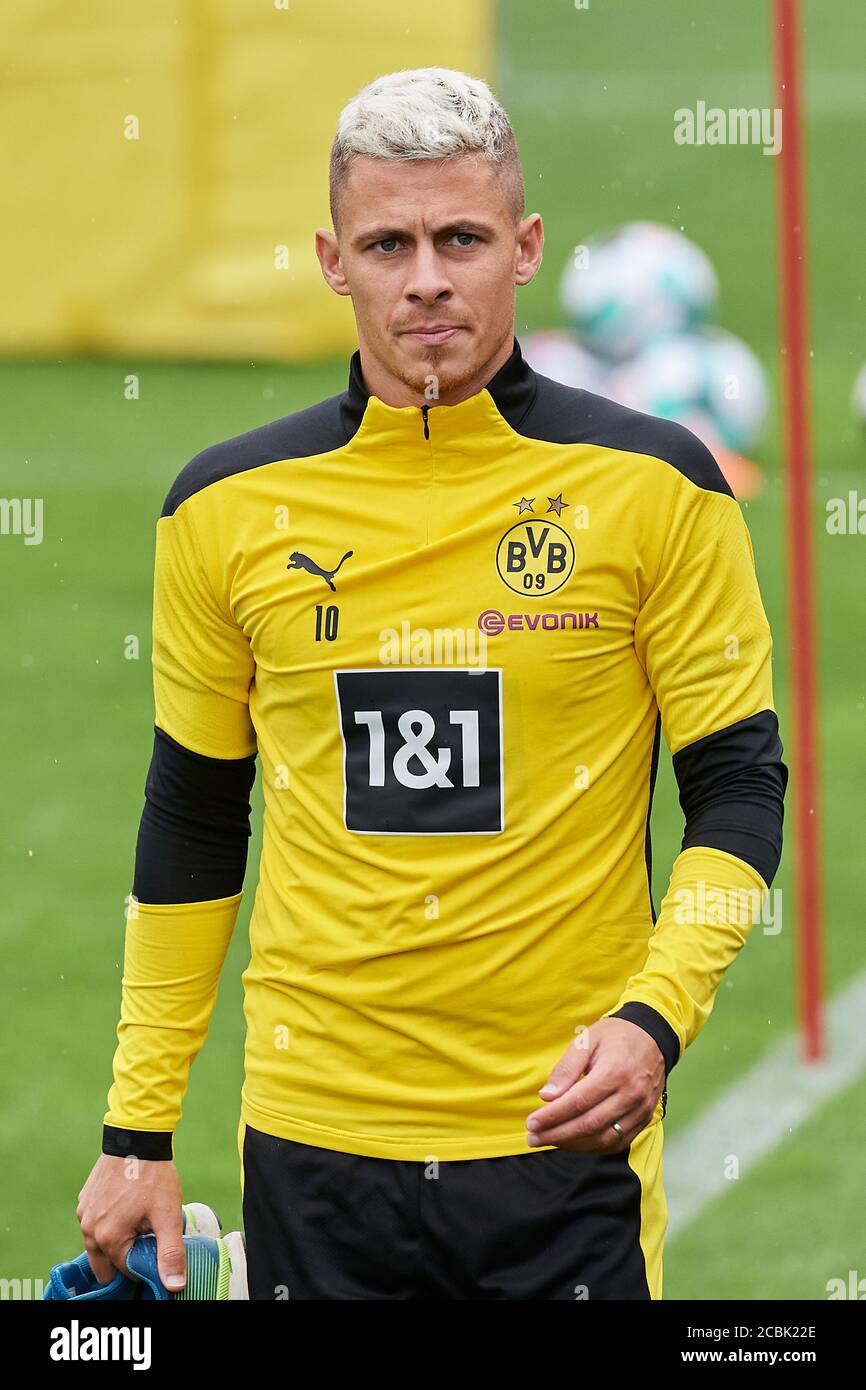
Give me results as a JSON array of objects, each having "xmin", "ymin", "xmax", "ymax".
[
  {"xmin": 315, "ymin": 228, "xmax": 351, "ymax": 296},
  {"xmin": 515, "ymin": 213, "xmax": 544, "ymax": 287}
]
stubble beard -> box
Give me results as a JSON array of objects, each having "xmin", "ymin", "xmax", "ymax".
[{"xmin": 395, "ymin": 341, "xmax": 482, "ymax": 403}]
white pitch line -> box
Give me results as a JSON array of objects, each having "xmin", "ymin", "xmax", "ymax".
[{"xmin": 663, "ymin": 968, "xmax": 866, "ymax": 1238}]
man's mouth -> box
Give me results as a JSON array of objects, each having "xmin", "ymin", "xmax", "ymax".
[{"xmin": 402, "ymin": 326, "xmax": 464, "ymax": 345}]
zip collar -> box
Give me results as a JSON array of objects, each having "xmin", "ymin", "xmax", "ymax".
[{"xmin": 340, "ymin": 335, "xmax": 538, "ymax": 443}]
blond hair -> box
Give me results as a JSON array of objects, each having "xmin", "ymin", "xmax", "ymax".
[{"xmin": 329, "ymin": 67, "xmax": 524, "ymax": 230}]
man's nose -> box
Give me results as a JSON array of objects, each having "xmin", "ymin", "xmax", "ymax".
[{"xmin": 403, "ymin": 246, "xmax": 452, "ymax": 303}]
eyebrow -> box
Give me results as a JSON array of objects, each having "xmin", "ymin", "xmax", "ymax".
[{"xmin": 351, "ymin": 220, "xmax": 497, "ymax": 248}]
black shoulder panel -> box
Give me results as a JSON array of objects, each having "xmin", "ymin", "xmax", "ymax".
[
  {"xmin": 162, "ymin": 390, "xmax": 357, "ymax": 517},
  {"xmin": 515, "ymin": 372, "xmax": 735, "ymax": 499}
]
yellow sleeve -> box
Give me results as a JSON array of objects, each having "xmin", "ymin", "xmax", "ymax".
[
  {"xmin": 608, "ymin": 471, "xmax": 783, "ymax": 1065},
  {"xmin": 104, "ymin": 896, "xmax": 241, "ymax": 1135},
  {"xmin": 607, "ymin": 848, "xmax": 768, "ymax": 1062},
  {"xmin": 102, "ymin": 491, "xmax": 257, "ymax": 1156},
  {"xmin": 633, "ymin": 477, "xmax": 775, "ymax": 759},
  {"xmin": 152, "ymin": 499, "xmax": 256, "ymax": 759}
]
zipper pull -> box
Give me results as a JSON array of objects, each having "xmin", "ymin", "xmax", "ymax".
[{"xmin": 421, "ymin": 403, "xmax": 430, "ymax": 440}]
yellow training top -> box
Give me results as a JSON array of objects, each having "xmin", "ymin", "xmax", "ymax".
[{"xmin": 104, "ymin": 338, "xmax": 786, "ymax": 1161}]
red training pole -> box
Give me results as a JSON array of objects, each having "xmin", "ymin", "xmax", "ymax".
[{"xmin": 771, "ymin": 0, "xmax": 825, "ymax": 1061}]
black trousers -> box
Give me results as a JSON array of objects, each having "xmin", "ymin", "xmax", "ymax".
[{"xmin": 241, "ymin": 1124, "xmax": 656, "ymax": 1300}]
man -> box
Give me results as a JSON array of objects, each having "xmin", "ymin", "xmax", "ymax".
[{"xmin": 78, "ymin": 67, "xmax": 786, "ymax": 1300}]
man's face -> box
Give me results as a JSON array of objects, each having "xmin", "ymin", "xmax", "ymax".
[{"xmin": 317, "ymin": 153, "xmax": 542, "ymax": 400}]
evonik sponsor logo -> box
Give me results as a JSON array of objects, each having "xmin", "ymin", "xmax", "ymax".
[{"xmin": 478, "ymin": 608, "xmax": 600, "ymax": 636}]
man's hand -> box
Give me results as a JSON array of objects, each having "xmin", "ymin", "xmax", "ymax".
[
  {"xmin": 525, "ymin": 1017, "xmax": 666, "ymax": 1153},
  {"xmin": 77, "ymin": 1154, "xmax": 186, "ymax": 1291}
]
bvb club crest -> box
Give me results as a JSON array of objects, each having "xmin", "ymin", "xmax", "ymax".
[{"xmin": 495, "ymin": 518, "xmax": 575, "ymax": 597}]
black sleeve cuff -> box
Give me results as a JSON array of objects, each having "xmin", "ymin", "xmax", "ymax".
[
  {"xmin": 103, "ymin": 1124, "xmax": 174, "ymax": 1161},
  {"xmin": 609, "ymin": 1001, "xmax": 681, "ymax": 1076}
]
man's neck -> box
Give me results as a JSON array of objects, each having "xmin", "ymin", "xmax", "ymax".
[{"xmin": 357, "ymin": 333, "xmax": 515, "ymax": 408}]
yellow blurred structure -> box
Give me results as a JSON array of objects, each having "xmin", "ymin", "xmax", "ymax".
[{"xmin": 1, "ymin": 0, "xmax": 491, "ymax": 362}]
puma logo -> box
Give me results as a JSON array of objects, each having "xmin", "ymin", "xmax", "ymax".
[{"xmin": 286, "ymin": 548, "xmax": 354, "ymax": 591}]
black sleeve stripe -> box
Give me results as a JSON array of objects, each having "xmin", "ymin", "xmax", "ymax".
[
  {"xmin": 132, "ymin": 727, "xmax": 257, "ymax": 905},
  {"xmin": 672, "ymin": 710, "xmax": 788, "ymax": 887}
]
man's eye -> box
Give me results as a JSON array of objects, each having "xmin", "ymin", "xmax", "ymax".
[
  {"xmin": 451, "ymin": 232, "xmax": 477, "ymax": 246},
  {"xmin": 374, "ymin": 238, "xmax": 401, "ymax": 253}
]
